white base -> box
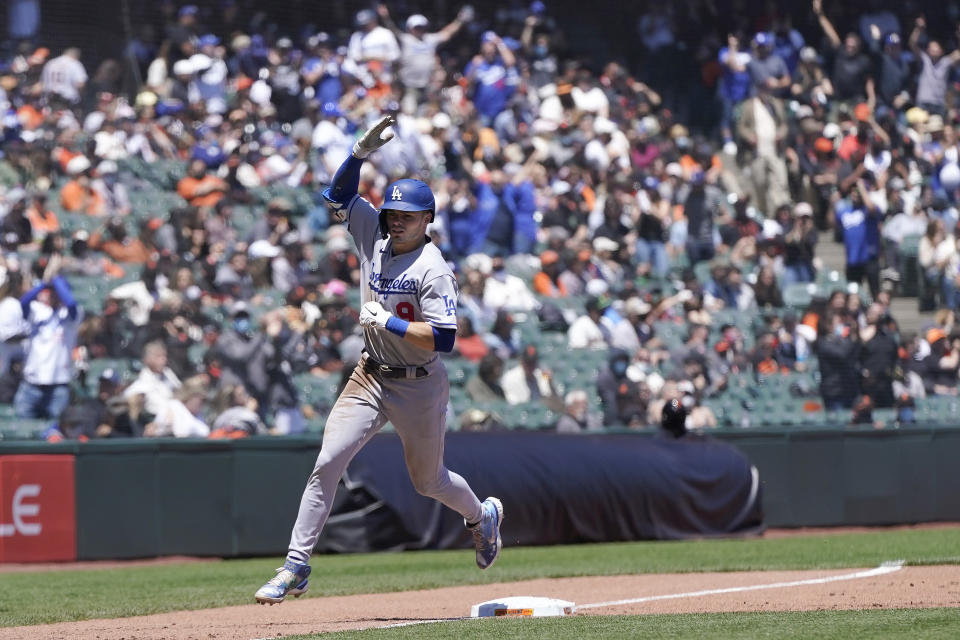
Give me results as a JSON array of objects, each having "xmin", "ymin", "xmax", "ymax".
[{"xmin": 470, "ymin": 596, "xmax": 576, "ymax": 618}]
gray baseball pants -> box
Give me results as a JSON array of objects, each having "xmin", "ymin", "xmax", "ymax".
[{"xmin": 287, "ymin": 356, "xmax": 483, "ymax": 563}]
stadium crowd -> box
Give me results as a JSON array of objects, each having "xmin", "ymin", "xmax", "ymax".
[{"xmin": 2, "ymin": 1, "xmax": 960, "ymax": 440}]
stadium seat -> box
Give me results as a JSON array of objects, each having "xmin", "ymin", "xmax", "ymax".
[{"xmin": 783, "ymin": 283, "xmax": 817, "ymax": 309}]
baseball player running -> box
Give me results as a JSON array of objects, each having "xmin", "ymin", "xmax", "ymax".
[{"xmin": 255, "ymin": 115, "xmax": 503, "ymax": 605}]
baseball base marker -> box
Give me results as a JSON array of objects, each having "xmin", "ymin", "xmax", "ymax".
[{"xmin": 470, "ymin": 596, "xmax": 576, "ymax": 617}]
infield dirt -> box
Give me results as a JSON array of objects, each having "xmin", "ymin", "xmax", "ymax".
[{"xmin": 0, "ymin": 565, "xmax": 957, "ymax": 640}]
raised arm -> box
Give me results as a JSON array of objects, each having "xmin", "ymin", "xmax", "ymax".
[
  {"xmin": 321, "ymin": 115, "xmax": 396, "ymax": 217},
  {"xmin": 435, "ymin": 6, "xmax": 471, "ymax": 44},
  {"xmin": 375, "ymin": 4, "xmax": 403, "ymax": 38},
  {"xmin": 812, "ymin": 0, "xmax": 842, "ymax": 49},
  {"xmin": 521, "ymin": 14, "xmax": 537, "ymax": 50},
  {"xmin": 491, "ymin": 33, "xmax": 516, "ymax": 68},
  {"xmin": 909, "ymin": 16, "xmax": 925, "ymax": 57}
]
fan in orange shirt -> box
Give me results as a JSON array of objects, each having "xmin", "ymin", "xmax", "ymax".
[
  {"xmin": 532, "ymin": 250, "xmax": 568, "ymax": 297},
  {"xmin": 177, "ymin": 159, "xmax": 228, "ymax": 208},
  {"xmin": 25, "ymin": 192, "xmax": 60, "ymax": 237},
  {"xmin": 60, "ymin": 155, "xmax": 106, "ymax": 215}
]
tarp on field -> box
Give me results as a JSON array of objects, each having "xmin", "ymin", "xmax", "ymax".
[{"xmin": 315, "ymin": 431, "xmax": 763, "ymax": 553}]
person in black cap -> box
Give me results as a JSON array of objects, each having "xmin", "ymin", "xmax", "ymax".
[{"xmin": 661, "ymin": 397, "xmax": 688, "ymax": 438}]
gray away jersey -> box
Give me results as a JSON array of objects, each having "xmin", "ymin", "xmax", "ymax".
[{"xmin": 344, "ymin": 194, "xmax": 458, "ymax": 366}]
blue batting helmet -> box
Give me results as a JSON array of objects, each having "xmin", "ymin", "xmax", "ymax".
[{"xmin": 379, "ymin": 178, "xmax": 435, "ymax": 238}]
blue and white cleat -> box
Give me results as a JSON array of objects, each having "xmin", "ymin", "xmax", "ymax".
[
  {"xmin": 255, "ymin": 559, "xmax": 312, "ymax": 604},
  {"xmin": 467, "ymin": 497, "xmax": 503, "ymax": 570}
]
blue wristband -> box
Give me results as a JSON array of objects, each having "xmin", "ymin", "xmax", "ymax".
[{"xmin": 385, "ymin": 315, "xmax": 409, "ymax": 337}]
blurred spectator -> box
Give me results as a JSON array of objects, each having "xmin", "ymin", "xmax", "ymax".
[
  {"xmin": 247, "ymin": 197, "xmax": 294, "ymax": 244},
  {"xmin": 859, "ymin": 304, "xmax": 898, "ymax": 408},
  {"xmin": 24, "ymin": 192, "xmax": 59, "ymax": 238},
  {"xmin": 123, "ymin": 339, "xmax": 182, "ymax": 421},
  {"xmin": 177, "ymin": 158, "xmax": 228, "ymax": 208},
  {"xmin": 144, "ymin": 374, "xmax": 211, "ymax": 438},
  {"xmin": 90, "ymin": 160, "xmax": 131, "ymax": 216},
  {"xmin": 753, "ymin": 266, "xmax": 784, "ymax": 308},
  {"xmin": 737, "ymin": 84, "xmax": 789, "ymax": 216},
  {"xmin": 0, "ymin": 191, "xmax": 32, "ymax": 248},
  {"xmin": 88, "ymin": 217, "xmax": 152, "ymax": 264},
  {"xmin": 14, "ymin": 255, "xmax": 81, "ymax": 419},
  {"xmin": 791, "ymin": 46, "xmax": 833, "ymax": 106},
  {"xmin": 210, "ymin": 383, "xmax": 267, "ymax": 438},
  {"xmin": 835, "ymin": 177, "xmax": 881, "ymax": 298},
  {"xmin": 918, "ymin": 218, "xmax": 957, "ymax": 310},
  {"xmin": 501, "ymin": 345, "xmax": 563, "ymax": 412},
  {"xmin": 214, "ymin": 246, "xmax": 256, "ymax": 300},
  {"xmin": 596, "ymin": 349, "xmax": 646, "ymax": 426},
  {"xmin": 813, "ymin": 0, "xmax": 875, "ymax": 107},
  {"xmin": 908, "ymin": 16, "xmax": 960, "ymax": 116},
  {"xmin": 611, "ymin": 296, "xmax": 652, "ymax": 354},
  {"xmin": 465, "ymin": 31, "xmax": 519, "ymax": 130},
  {"xmin": 466, "ymin": 352, "xmax": 506, "ymax": 403},
  {"xmin": 452, "ymin": 316, "xmax": 489, "ymax": 363},
  {"xmin": 568, "ymin": 295, "xmax": 612, "ymax": 350},
  {"xmin": 920, "ymin": 327, "xmax": 959, "ymax": 396},
  {"xmin": 57, "ymin": 368, "xmax": 128, "ymax": 439},
  {"xmin": 348, "ymin": 8, "xmax": 400, "ymax": 90},
  {"xmin": 817, "ymin": 310, "xmax": 861, "ymax": 410},
  {"xmin": 555, "ymin": 389, "xmax": 603, "ymax": 433},
  {"xmin": 41, "ymin": 47, "xmax": 87, "ymax": 105},
  {"xmin": 557, "ymin": 249, "xmax": 595, "ymax": 296},
  {"xmin": 377, "ymin": 4, "xmax": 470, "ymax": 100},
  {"xmin": 718, "ymin": 34, "xmax": 752, "ymax": 142},
  {"xmin": 484, "ymin": 309, "xmax": 521, "ymax": 360},
  {"xmin": 783, "ymin": 202, "xmax": 818, "ymax": 285},
  {"xmin": 876, "ymin": 33, "xmax": 910, "ymax": 110},
  {"xmin": 211, "ymin": 304, "xmax": 303, "ymax": 433},
  {"xmin": 532, "ymin": 249, "xmax": 566, "ymax": 297},
  {"xmin": 482, "ymin": 255, "xmax": 538, "ymax": 311},
  {"xmin": 0, "ymin": 268, "xmax": 28, "ymax": 380},
  {"xmin": 679, "ymin": 171, "xmax": 727, "ymax": 264},
  {"xmin": 677, "ymin": 380, "xmax": 717, "ymax": 429},
  {"xmin": 747, "ymin": 32, "xmax": 790, "ymax": 96},
  {"xmin": 60, "ymin": 156, "xmax": 105, "ymax": 215},
  {"xmin": 635, "ymin": 176, "xmax": 671, "ymax": 278}
]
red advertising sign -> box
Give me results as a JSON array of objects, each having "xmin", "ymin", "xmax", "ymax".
[{"xmin": 0, "ymin": 455, "xmax": 76, "ymax": 563}]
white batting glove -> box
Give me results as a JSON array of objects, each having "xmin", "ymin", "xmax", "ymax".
[
  {"xmin": 359, "ymin": 301, "xmax": 392, "ymax": 330},
  {"xmin": 352, "ymin": 115, "xmax": 396, "ymax": 159}
]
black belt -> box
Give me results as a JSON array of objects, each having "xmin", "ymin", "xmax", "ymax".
[{"xmin": 363, "ymin": 355, "xmax": 429, "ymax": 379}]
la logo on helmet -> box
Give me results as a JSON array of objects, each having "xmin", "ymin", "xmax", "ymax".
[{"xmin": 391, "ymin": 185, "xmax": 403, "ymax": 200}]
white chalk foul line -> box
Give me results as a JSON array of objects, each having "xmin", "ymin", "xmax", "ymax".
[{"xmin": 577, "ymin": 560, "xmax": 905, "ymax": 610}]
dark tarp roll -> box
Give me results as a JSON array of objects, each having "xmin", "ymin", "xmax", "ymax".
[{"xmin": 314, "ymin": 431, "xmax": 763, "ymax": 553}]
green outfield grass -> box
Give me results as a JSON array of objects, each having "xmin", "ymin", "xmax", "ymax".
[
  {"xmin": 289, "ymin": 609, "xmax": 960, "ymax": 640},
  {"xmin": 0, "ymin": 527, "xmax": 958, "ymax": 627}
]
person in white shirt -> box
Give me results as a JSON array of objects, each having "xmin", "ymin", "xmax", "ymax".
[
  {"xmin": 123, "ymin": 340, "xmax": 182, "ymax": 421},
  {"xmin": 501, "ymin": 344, "xmax": 563, "ymax": 411},
  {"xmin": 145, "ymin": 375, "xmax": 210, "ymax": 438},
  {"xmin": 41, "ymin": 47, "xmax": 87, "ymax": 104},
  {"xmin": 14, "ymin": 256, "xmax": 83, "ymax": 419},
  {"xmin": 377, "ymin": 5, "xmax": 471, "ymax": 95},
  {"xmin": 0, "ymin": 269, "xmax": 28, "ymax": 378},
  {"xmin": 567, "ymin": 296, "xmax": 613, "ymax": 350},
  {"xmin": 482, "ymin": 256, "xmax": 539, "ymax": 312},
  {"xmin": 347, "ymin": 9, "xmax": 400, "ymax": 79}
]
